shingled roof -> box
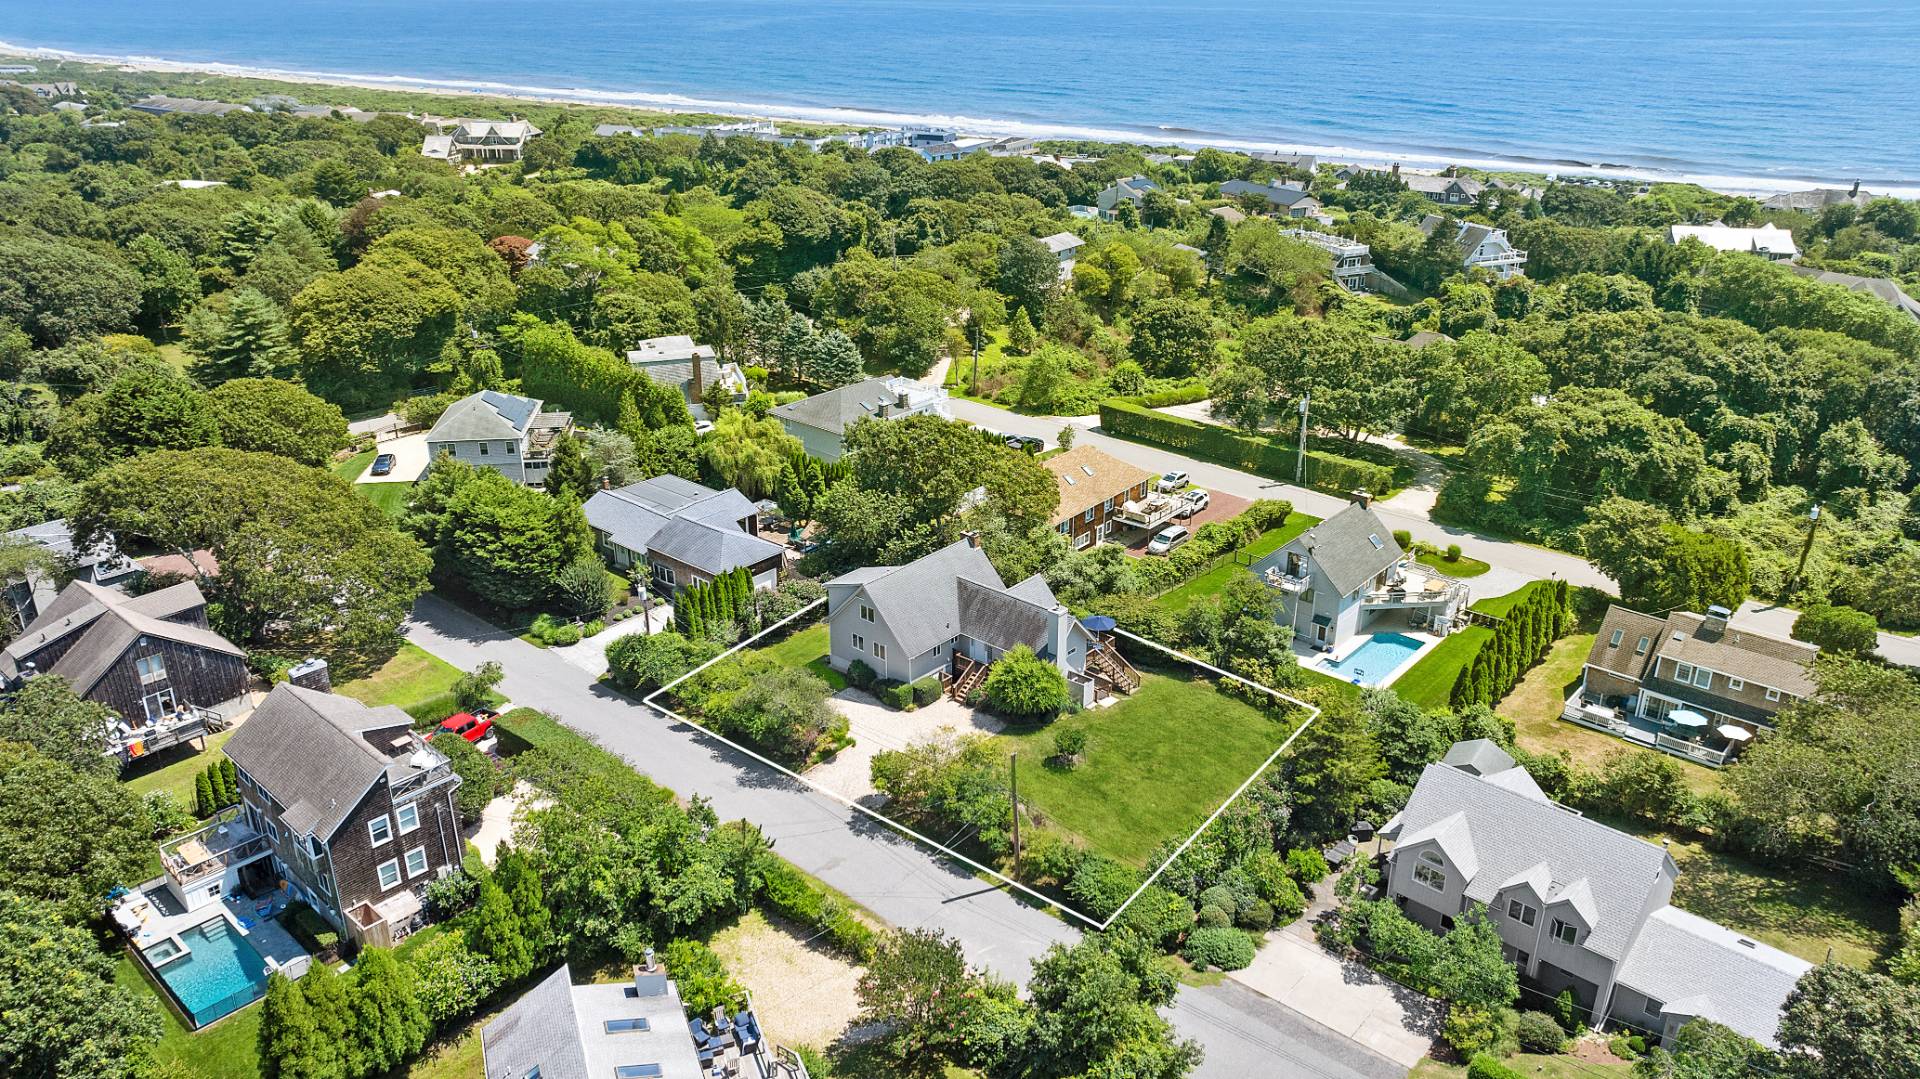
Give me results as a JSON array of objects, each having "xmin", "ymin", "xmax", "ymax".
[
  {"xmin": 1269, "ymin": 502, "xmax": 1402, "ymax": 596},
  {"xmin": 1044, "ymin": 446, "xmax": 1153, "ymax": 526},
  {"xmin": 836, "ymin": 539, "xmax": 1077, "ymax": 658},
  {"xmin": 583, "ymin": 475, "xmax": 781, "ymax": 576},
  {"xmin": 0, "ymin": 580, "xmax": 240, "ymax": 689}
]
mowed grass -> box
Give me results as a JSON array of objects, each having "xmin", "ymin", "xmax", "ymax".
[
  {"xmin": 1154, "ymin": 512, "xmax": 1320, "ymax": 612},
  {"xmin": 357, "ymin": 481, "xmax": 411, "ymax": 518},
  {"xmin": 336, "ymin": 641, "xmax": 467, "ymax": 709},
  {"xmin": 1597, "ymin": 819, "xmax": 1896, "ymax": 968},
  {"xmin": 122, "ymin": 726, "xmax": 239, "ymax": 810},
  {"xmin": 992, "ymin": 668, "xmax": 1297, "ymax": 865},
  {"xmin": 331, "ymin": 448, "xmax": 376, "ymax": 481},
  {"xmin": 756, "ymin": 622, "xmax": 846, "ymax": 690},
  {"xmin": 117, "ymin": 955, "xmax": 263, "ymax": 1079},
  {"xmin": 1392, "ymin": 625, "xmax": 1492, "ymax": 710},
  {"xmin": 1415, "ymin": 549, "xmax": 1490, "ymax": 578},
  {"xmin": 1412, "ymin": 1053, "xmax": 1630, "ymax": 1079}
]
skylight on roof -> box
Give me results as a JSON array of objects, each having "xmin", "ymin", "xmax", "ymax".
[
  {"xmin": 1080, "ymin": 465, "xmax": 1094, "ymax": 476},
  {"xmin": 1368, "ymin": 533, "xmax": 1384, "ymax": 549},
  {"xmin": 1063, "ymin": 476, "xmax": 1076, "ymax": 485}
]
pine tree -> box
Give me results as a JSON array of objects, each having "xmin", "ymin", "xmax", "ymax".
[
  {"xmin": 804, "ymin": 458, "xmax": 829, "ymax": 504},
  {"xmin": 195, "ymin": 770, "xmax": 216, "ymax": 817},
  {"xmin": 206, "ymin": 287, "xmax": 296, "ymax": 378},
  {"xmin": 674, "ymin": 592, "xmax": 694, "ymax": 635},
  {"xmin": 1007, "ymin": 307, "xmax": 1037, "ymax": 355},
  {"xmin": 775, "ymin": 461, "xmax": 810, "ymax": 524},
  {"xmin": 262, "ymin": 971, "xmax": 322, "ymax": 1079},
  {"xmin": 294, "ymin": 961, "xmax": 354, "ymax": 1079},
  {"xmin": 543, "ymin": 434, "xmax": 597, "ymax": 500},
  {"xmin": 348, "ymin": 948, "xmax": 430, "ymax": 1075},
  {"xmin": 222, "ymin": 759, "xmax": 240, "ymax": 806}
]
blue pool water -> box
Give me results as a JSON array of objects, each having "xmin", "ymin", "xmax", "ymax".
[
  {"xmin": 150, "ymin": 918, "xmax": 272, "ymax": 1027},
  {"xmin": 1321, "ymin": 633, "xmax": 1425, "ymax": 687}
]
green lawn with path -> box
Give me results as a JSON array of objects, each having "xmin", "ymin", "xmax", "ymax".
[
  {"xmin": 992, "ymin": 667, "xmax": 1299, "ymax": 865},
  {"xmin": 1154, "ymin": 512, "xmax": 1320, "ymax": 612},
  {"xmin": 335, "ymin": 641, "xmax": 467, "ymax": 710}
]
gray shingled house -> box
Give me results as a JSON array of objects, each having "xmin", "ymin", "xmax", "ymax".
[
  {"xmin": 425, "ymin": 390, "xmax": 573, "ymax": 486},
  {"xmin": 826, "ymin": 536, "xmax": 1125, "ymax": 705},
  {"xmin": 1382, "ymin": 742, "xmax": 1810, "ymax": 1047},
  {"xmin": 222, "ymin": 684, "xmax": 462, "ymax": 947},
  {"xmin": 624, "ymin": 335, "xmax": 748, "ymax": 422},
  {"xmin": 769, "ymin": 376, "xmax": 951, "ymax": 462},
  {"xmin": 1251, "ymin": 501, "xmax": 1468, "ymax": 653},
  {"xmin": 583, "ymin": 475, "xmax": 785, "ymax": 595},
  {"xmin": 0, "ymin": 579, "xmax": 250, "ymax": 762}
]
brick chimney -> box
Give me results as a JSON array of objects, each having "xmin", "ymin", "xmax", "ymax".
[
  {"xmin": 690, "ymin": 348, "xmax": 704, "ymax": 403},
  {"xmin": 1850, "ymin": 179, "xmax": 1860, "ymax": 197},
  {"xmin": 1390, "ymin": 162, "xmax": 1401, "ymax": 179},
  {"xmin": 962, "ymin": 530, "xmax": 980, "ymax": 548}
]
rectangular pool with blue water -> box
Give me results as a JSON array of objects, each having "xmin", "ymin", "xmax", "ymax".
[
  {"xmin": 144, "ymin": 917, "xmax": 273, "ymax": 1028},
  {"xmin": 1317, "ymin": 632, "xmax": 1427, "ymax": 688}
]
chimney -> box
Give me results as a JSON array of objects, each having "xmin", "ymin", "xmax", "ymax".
[
  {"xmin": 1850, "ymin": 179, "xmax": 1860, "ymax": 197},
  {"xmin": 962, "ymin": 530, "xmax": 980, "ymax": 549},
  {"xmin": 690, "ymin": 347, "xmax": 704, "ymax": 403},
  {"xmin": 633, "ymin": 960, "xmax": 669, "ymax": 998},
  {"xmin": 1390, "ymin": 162, "xmax": 1401, "ymax": 178},
  {"xmin": 896, "ymin": 388, "xmax": 912, "ymax": 411},
  {"xmin": 1702, "ymin": 605, "xmax": 1731, "ymax": 635},
  {"xmin": 286, "ymin": 657, "xmax": 331, "ymax": 694},
  {"xmin": 1349, "ymin": 489, "xmax": 1373, "ymax": 508}
]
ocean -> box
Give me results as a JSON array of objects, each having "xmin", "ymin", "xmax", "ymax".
[{"xmin": 3, "ymin": 0, "xmax": 1917, "ymax": 193}]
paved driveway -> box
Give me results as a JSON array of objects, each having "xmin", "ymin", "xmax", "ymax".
[
  {"xmin": 1231, "ymin": 927, "xmax": 1441, "ymax": 1069},
  {"xmin": 547, "ymin": 605, "xmax": 673, "ymax": 677},
  {"xmin": 356, "ymin": 431, "xmax": 431, "ymax": 484}
]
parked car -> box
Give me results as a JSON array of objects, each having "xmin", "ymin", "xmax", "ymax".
[
  {"xmin": 1176, "ymin": 488, "xmax": 1210, "ymax": 517},
  {"xmin": 1156, "ymin": 470, "xmax": 1189, "ymax": 493},
  {"xmin": 370, "ymin": 453, "xmax": 396, "ymax": 477},
  {"xmin": 1005, "ymin": 434, "xmax": 1043, "ymax": 454},
  {"xmin": 1147, "ymin": 525, "xmax": 1190, "ymax": 555},
  {"xmin": 439, "ymin": 711, "xmax": 496, "ymax": 743}
]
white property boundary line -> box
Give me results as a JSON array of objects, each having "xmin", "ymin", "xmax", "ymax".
[{"xmin": 642, "ymin": 600, "xmax": 1320, "ymax": 931}]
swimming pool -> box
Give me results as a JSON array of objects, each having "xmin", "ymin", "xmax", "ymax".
[
  {"xmin": 1319, "ymin": 632, "xmax": 1426, "ymax": 687},
  {"xmin": 151, "ymin": 917, "xmax": 273, "ymax": 1027}
]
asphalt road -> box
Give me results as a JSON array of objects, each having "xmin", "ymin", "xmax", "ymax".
[{"xmin": 406, "ymin": 595, "xmax": 1407, "ymax": 1079}]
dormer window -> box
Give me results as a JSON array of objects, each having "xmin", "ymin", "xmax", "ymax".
[
  {"xmin": 1506, "ymin": 898, "xmax": 1538, "ymax": 926},
  {"xmin": 1413, "ymin": 851, "xmax": 1446, "ymax": 891},
  {"xmin": 1550, "ymin": 919, "xmax": 1578, "ymax": 945},
  {"xmin": 1609, "ymin": 630, "xmax": 1623, "ymax": 647}
]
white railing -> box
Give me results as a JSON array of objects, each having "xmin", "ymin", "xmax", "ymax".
[{"xmin": 1263, "ymin": 567, "xmax": 1310, "ymax": 593}]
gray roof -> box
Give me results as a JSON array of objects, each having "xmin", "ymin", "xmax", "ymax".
[
  {"xmin": 1615, "ymin": 905, "xmax": 1810, "ymax": 1047},
  {"xmin": 131, "ymin": 95, "xmax": 248, "ymax": 116},
  {"xmin": 428, "ymin": 390, "xmax": 542, "ymax": 443},
  {"xmin": 1270, "ymin": 502, "xmax": 1402, "ymax": 596},
  {"xmin": 1096, "ymin": 175, "xmax": 1159, "ymax": 212},
  {"xmin": 1039, "ymin": 231, "xmax": 1084, "ymax": 255},
  {"xmin": 1441, "ymin": 738, "xmax": 1516, "ymax": 777},
  {"xmin": 6, "ymin": 518, "xmax": 112, "ymax": 569},
  {"xmin": 770, "ymin": 377, "xmax": 919, "ymax": 438},
  {"xmin": 584, "ymin": 476, "xmax": 779, "ymax": 574},
  {"xmin": 1788, "ymin": 263, "xmax": 1920, "ymax": 322},
  {"xmin": 222, "ymin": 684, "xmax": 440, "ymax": 840},
  {"xmin": 625, "ymin": 337, "xmax": 744, "ymax": 406},
  {"xmin": 1219, "ymin": 179, "xmax": 1315, "ymax": 208},
  {"xmin": 594, "ymin": 123, "xmax": 646, "ymax": 137},
  {"xmin": 1250, "ymin": 150, "xmax": 1318, "ymax": 172},
  {"xmin": 1394, "ymin": 761, "xmax": 1677, "ymax": 961},
  {"xmin": 482, "ymin": 966, "xmax": 590, "ymax": 1079},
  {"xmin": 1761, "ymin": 187, "xmax": 1874, "ymax": 212},
  {"xmin": 956, "ymin": 577, "xmax": 1055, "ymax": 653},
  {"xmin": 1586, "ymin": 604, "xmax": 1817, "ymax": 702},
  {"xmin": 0, "ymin": 580, "xmax": 240, "ymax": 689},
  {"xmin": 838, "ymin": 540, "xmax": 1083, "ymax": 659}
]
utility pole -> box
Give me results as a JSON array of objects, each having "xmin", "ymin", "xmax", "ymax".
[
  {"xmin": 1009, "ymin": 752, "xmax": 1021, "ymax": 867},
  {"xmin": 1295, "ymin": 392, "xmax": 1311, "ymax": 486},
  {"xmin": 1791, "ymin": 501, "xmax": 1823, "ymax": 593}
]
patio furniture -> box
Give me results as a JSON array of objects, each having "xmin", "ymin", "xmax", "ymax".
[
  {"xmin": 1716, "ymin": 724, "xmax": 1752, "ymax": 743},
  {"xmin": 1667, "ymin": 708, "xmax": 1709, "ymax": 730}
]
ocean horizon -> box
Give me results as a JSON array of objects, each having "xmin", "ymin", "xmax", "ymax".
[{"xmin": 4, "ymin": 0, "xmax": 1917, "ymax": 196}]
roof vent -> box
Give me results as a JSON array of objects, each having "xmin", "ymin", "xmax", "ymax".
[{"xmin": 1737, "ymin": 938, "xmax": 1758, "ymax": 949}]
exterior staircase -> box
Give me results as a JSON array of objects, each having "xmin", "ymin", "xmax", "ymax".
[
  {"xmin": 1088, "ymin": 642, "xmax": 1141, "ymax": 694},
  {"xmin": 950, "ymin": 657, "xmax": 990, "ymax": 702}
]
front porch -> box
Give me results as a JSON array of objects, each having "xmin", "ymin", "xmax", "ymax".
[{"xmin": 1561, "ymin": 682, "xmax": 1755, "ymax": 768}]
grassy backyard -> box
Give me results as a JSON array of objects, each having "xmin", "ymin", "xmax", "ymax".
[
  {"xmin": 1392, "ymin": 625, "xmax": 1493, "ymax": 710},
  {"xmin": 331, "ymin": 448, "xmax": 375, "ymax": 482},
  {"xmin": 992, "ymin": 667, "xmax": 1299, "ymax": 865},
  {"xmin": 335, "ymin": 641, "xmax": 468, "ymax": 712},
  {"xmin": 122, "ymin": 726, "xmax": 239, "ymax": 809},
  {"xmin": 756, "ymin": 622, "xmax": 846, "ymax": 690},
  {"xmin": 117, "ymin": 955, "xmax": 263, "ymax": 1079},
  {"xmin": 1154, "ymin": 511, "xmax": 1320, "ymax": 612},
  {"xmin": 357, "ymin": 481, "xmax": 410, "ymax": 518}
]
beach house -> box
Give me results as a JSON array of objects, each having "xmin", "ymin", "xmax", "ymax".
[
  {"xmin": 625, "ymin": 334, "xmax": 748, "ymax": 421},
  {"xmin": 425, "ymin": 390, "xmax": 573, "ymax": 486},
  {"xmin": 1218, "ymin": 179, "xmax": 1323, "ymax": 219},
  {"xmin": 1281, "ymin": 229, "xmax": 1375, "ymax": 292},
  {"xmin": 421, "ymin": 118, "xmax": 542, "ymax": 164},
  {"xmin": 1382, "ymin": 741, "xmax": 1811, "ymax": 1048},
  {"xmin": 1418, "ymin": 215, "xmax": 1529, "ymax": 278},
  {"xmin": 770, "ymin": 376, "xmax": 951, "ymax": 462},
  {"xmin": 1095, "ymin": 175, "xmax": 1159, "ymax": 220},
  {"xmin": 1666, "ymin": 223, "xmax": 1799, "ymax": 262},
  {"xmin": 1040, "ymin": 231, "xmax": 1085, "ymax": 277},
  {"xmin": 583, "ymin": 474, "xmax": 785, "ymax": 595}
]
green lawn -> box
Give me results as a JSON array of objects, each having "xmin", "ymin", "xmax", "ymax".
[
  {"xmin": 1412, "ymin": 1053, "xmax": 1631, "ymax": 1078},
  {"xmin": 335, "ymin": 641, "xmax": 467, "ymax": 710},
  {"xmin": 991, "ymin": 668, "xmax": 1298, "ymax": 865},
  {"xmin": 756, "ymin": 623, "xmax": 847, "ymax": 690},
  {"xmin": 123, "ymin": 726, "xmax": 238, "ymax": 810},
  {"xmin": 331, "ymin": 448, "xmax": 375, "ymax": 482},
  {"xmin": 117, "ymin": 955, "xmax": 263, "ymax": 1079},
  {"xmin": 1155, "ymin": 512, "xmax": 1320, "ymax": 612},
  {"xmin": 1392, "ymin": 625, "xmax": 1493, "ymax": 710},
  {"xmin": 1415, "ymin": 549, "xmax": 1490, "ymax": 579},
  {"xmin": 357, "ymin": 481, "xmax": 410, "ymax": 518}
]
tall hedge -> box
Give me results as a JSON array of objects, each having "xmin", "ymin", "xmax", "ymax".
[
  {"xmin": 1448, "ymin": 580, "xmax": 1573, "ymax": 710},
  {"xmin": 673, "ymin": 566, "xmax": 757, "ymax": 639},
  {"xmin": 1098, "ymin": 400, "xmax": 1394, "ymax": 495}
]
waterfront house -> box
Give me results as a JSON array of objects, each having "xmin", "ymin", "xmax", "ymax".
[
  {"xmin": 912, "ymin": 138, "xmax": 993, "ymax": 162},
  {"xmin": 770, "ymin": 376, "xmax": 951, "ymax": 462},
  {"xmin": 1418, "ymin": 215, "xmax": 1529, "ymax": 278},
  {"xmin": 1095, "ymin": 175, "xmax": 1160, "ymax": 220},
  {"xmin": 625, "ymin": 334, "xmax": 748, "ymax": 421},
  {"xmin": 825, "ymin": 535, "xmax": 1125, "ymax": 705},
  {"xmin": 1667, "ymin": 223, "xmax": 1799, "ymax": 262},
  {"xmin": 0, "ymin": 579, "xmax": 250, "ymax": 763},
  {"xmin": 130, "ymin": 95, "xmax": 250, "ymax": 116},
  {"xmin": 1788, "ymin": 264, "xmax": 1920, "ymax": 322},
  {"xmin": 1250, "ymin": 150, "xmax": 1318, "ymax": 174},
  {"xmin": 1252, "ymin": 501, "xmax": 1467, "ymax": 654},
  {"xmin": 425, "ymin": 390, "xmax": 573, "ymax": 486},
  {"xmin": 1381, "ymin": 742, "xmax": 1810, "ymax": 1047},
  {"xmin": 1218, "ymin": 179, "xmax": 1323, "ymax": 219},
  {"xmin": 1761, "ymin": 183, "xmax": 1875, "ymax": 213},
  {"xmin": 420, "ymin": 118, "xmax": 541, "ymax": 163},
  {"xmin": 1044, "ymin": 446, "xmax": 1154, "ymax": 550},
  {"xmin": 583, "ymin": 474, "xmax": 785, "ymax": 595},
  {"xmin": 1565, "ymin": 604, "xmax": 1817, "ymax": 767},
  {"xmin": 222, "ymin": 683, "xmax": 463, "ymax": 947},
  {"xmin": 1403, "ymin": 171, "xmax": 1484, "ymax": 205},
  {"xmin": 1281, "ymin": 229, "xmax": 1375, "ymax": 292}
]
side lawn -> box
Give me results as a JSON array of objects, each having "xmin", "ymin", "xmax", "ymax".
[
  {"xmin": 116, "ymin": 955, "xmax": 262, "ymax": 1079},
  {"xmin": 1155, "ymin": 511, "xmax": 1319, "ymax": 612},
  {"xmin": 123, "ymin": 726, "xmax": 239, "ymax": 809},
  {"xmin": 991, "ymin": 667, "xmax": 1298, "ymax": 865},
  {"xmin": 1392, "ymin": 625, "xmax": 1493, "ymax": 710},
  {"xmin": 753, "ymin": 622, "xmax": 846, "ymax": 690},
  {"xmin": 335, "ymin": 641, "xmax": 470, "ymax": 718}
]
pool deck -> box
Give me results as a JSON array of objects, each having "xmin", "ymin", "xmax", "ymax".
[
  {"xmin": 1299, "ymin": 630, "xmax": 1441, "ymax": 689},
  {"xmin": 116, "ymin": 878, "xmax": 311, "ymax": 986}
]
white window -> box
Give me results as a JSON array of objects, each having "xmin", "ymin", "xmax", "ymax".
[
  {"xmin": 1083, "ymin": 506, "xmax": 1095, "ymax": 522},
  {"xmin": 1635, "ymin": 636, "xmax": 1650, "ymax": 655},
  {"xmin": 859, "ymin": 604, "xmax": 874, "ymax": 623},
  {"xmin": 1765, "ymin": 687, "xmax": 1781, "ymax": 702},
  {"xmin": 376, "ymin": 859, "xmax": 402, "ymax": 890},
  {"xmin": 265, "ymin": 819, "xmax": 279, "ymax": 842},
  {"xmin": 396, "ymin": 802, "xmax": 420, "ymax": 835},
  {"xmin": 872, "ymin": 642, "xmax": 887, "ymax": 661},
  {"xmin": 1413, "ymin": 863, "xmax": 1446, "ymax": 891},
  {"xmin": 1608, "ymin": 629, "xmax": 1623, "ymax": 647},
  {"xmin": 1693, "ymin": 666, "xmax": 1712, "ymax": 689},
  {"xmin": 367, "ymin": 814, "xmax": 393, "ymax": 846},
  {"xmin": 1728, "ymin": 677, "xmax": 1744, "ymax": 691},
  {"xmin": 655, "ymin": 563, "xmax": 676, "ymax": 587},
  {"xmin": 852, "ymin": 633, "xmax": 865, "ymax": 652},
  {"xmin": 1674, "ymin": 662, "xmax": 1694, "ymax": 682},
  {"xmin": 135, "ymin": 654, "xmax": 168, "ymax": 684},
  {"xmin": 405, "ymin": 846, "xmax": 428, "ymax": 878},
  {"xmin": 1103, "ymin": 497, "xmax": 1114, "ymax": 513},
  {"xmin": 1550, "ymin": 919, "xmax": 1578, "ymax": 945},
  {"xmin": 1506, "ymin": 898, "xmax": 1537, "ymax": 926}
]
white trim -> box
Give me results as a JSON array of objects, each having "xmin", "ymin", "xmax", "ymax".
[
  {"xmin": 376, "ymin": 858, "xmax": 402, "ymax": 890},
  {"xmin": 395, "ymin": 802, "xmax": 420, "ymax": 835},
  {"xmin": 404, "ymin": 845, "xmax": 428, "ymax": 878},
  {"xmin": 367, "ymin": 814, "xmax": 393, "ymax": 846}
]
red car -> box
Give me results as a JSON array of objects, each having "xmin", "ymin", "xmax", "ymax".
[{"xmin": 438, "ymin": 711, "xmax": 495, "ymax": 743}]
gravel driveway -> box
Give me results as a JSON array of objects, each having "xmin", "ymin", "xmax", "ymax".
[{"xmin": 807, "ymin": 689, "xmax": 1005, "ymax": 803}]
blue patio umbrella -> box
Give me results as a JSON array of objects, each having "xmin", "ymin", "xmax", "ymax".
[
  {"xmin": 1667, "ymin": 709, "xmax": 1710, "ymax": 728},
  {"xmin": 1079, "ymin": 615, "xmax": 1117, "ymax": 633}
]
